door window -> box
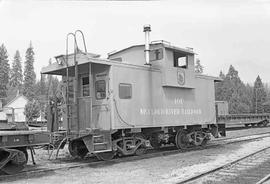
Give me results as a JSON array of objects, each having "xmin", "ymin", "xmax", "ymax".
[
  {"xmin": 95, "ymin": 80, "xmax": 106, "ymax": 100},
  {"xmin": 82, "ymin": 76, "xmax": 90, "ymax": 96}
]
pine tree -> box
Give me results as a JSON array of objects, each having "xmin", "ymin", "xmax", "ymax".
[
  {"xmin": 195, "ymin": 58, "xmax": 203, "ymax": 74},
  {"xmin": 10, "ymin": 50, "xmax": 23, "ymax": 89},
  {"xmin": 263, "ymin": 83, "xmax": 270, "ymax": 112},
  {"xmin": 252, "ymin": 76, "xmax": 267, "ymax": 113},
  {"xmin": 24, "ymin": 100, "xmax": 41, "ymax": 122},
  {"xmin": 229, "ymin": 91, "xmax": 250, "ymax": 114},
  {"xmin": 0, "ymin": 44, "xmax": 10, "ymax": 99},
  {"xmin": 40, "ymin": 74, "xmax": 47, "ymax": 96},
  {"xmin": 48, "ymin": 76, "xmax": 61, "ymax": 98},
  {"xmin": 245, "ymin": 83, "xmax": 253, "ymax": 111},
  {"xmin": 34, "ymin": 74, "xmax": 48, "ymax": 122},
  {"xmin": 215, "ymin": 71, "xmax": 226, "ymax": 101},
  {"xmin": 35, "ymin": 74, "xmax": 47, "ymax": 97},
  {"xmin": 23, "ymin": 42, "xmax": 36, "ymax": 100},
  {"xmin": 215, "ymin": 65, "xmax": 251, "ymax": 114},
  {"xmin": 224, "ymin": 65, "xmax": 241, "ymax": 101}
]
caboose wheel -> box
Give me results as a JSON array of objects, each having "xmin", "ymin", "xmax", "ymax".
[
  {"xmin": 175, "ymin": 130, "xmax": 189, "ymax": 149},
  {"xmin": 68, "ymin": 140, "xmax": 88, "ymax": 158},
  {"xmin": 134, "ymin": 134, "xmax": 147, "ymax": 155},
  {"xmin": 114, "ymin": 133, "xmax": 148, "ymax": 156},
  {"xmin": 263, "ymin": 120, "xmax": 269, "ymax": 127},
  {"xmin": 1, "ymin": 148, "xmax": 28, "ymax": 175},
  {"xmin": 16, "ymin": 147, "xmax": 28, "ymax": 165},
  {"xmin": 190, "ymin": 131, "xmax": 206, "ymax": 146},
  {"xmin": 68, "ymin": 141, "xmax": 78, "ymax": 157},
  {"xmin": 96, "ymin": 151, "xmax": 115, "ymax": 161}
]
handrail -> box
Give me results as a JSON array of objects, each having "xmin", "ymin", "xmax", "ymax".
[{"xmin": 75, "ymin": 30, "xmax": 87, "ymax": 53}]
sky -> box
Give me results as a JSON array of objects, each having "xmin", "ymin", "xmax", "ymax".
[{"xmin": 0, "ymin": 0, "xmax": 270, "ymax": 83}]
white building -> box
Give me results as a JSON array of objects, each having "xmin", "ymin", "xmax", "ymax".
[
  {"xmin": 0, "ymin": 94, "xmax": 29, "ymax": 122},
  {"xmin": 0, "ymin": 93, "xmax": 47, "ymax": 123}
]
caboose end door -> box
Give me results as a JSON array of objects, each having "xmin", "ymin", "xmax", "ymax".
[{"xmin": 91, "ymin": 64, "xmax": 111, "ymax": 131}]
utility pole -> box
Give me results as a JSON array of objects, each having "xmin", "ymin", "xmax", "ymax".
[
  {"xmin": 255, "ymin": 88, "xmax": 258, "ymax": 114},
  {"xmin": 255, "ymin": 87, "xmax": 264, "ymax": 114}
]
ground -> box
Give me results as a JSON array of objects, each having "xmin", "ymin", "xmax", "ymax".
[{"xmin": 3, "ymin": 127, "xmax": 270, "ymax": 184}]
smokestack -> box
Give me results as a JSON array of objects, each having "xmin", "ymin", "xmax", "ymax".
[{"xmin": 143, "ymin": 24, "xmax": 151, "ymax": 65}]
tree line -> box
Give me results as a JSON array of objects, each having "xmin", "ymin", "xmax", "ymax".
[
  {"xmin": 215, "ymin": 65, "xmax": 270, "ymax": 114},
  {"xmin": 0, "ymin": 43, "xmax": 61, "ymax": 121}
]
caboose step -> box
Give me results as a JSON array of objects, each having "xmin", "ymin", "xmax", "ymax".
[
  {"xmin": 82, "ymin": 132, "xmax": 112, "ymax": 153},
  {"xmin": 93, "ymin": 135, "xmax": 105, "ymax": 143},
  {"xmin": 93, "ymin": 135, "xmax": 104, "ymax": 138},
  {"xmin": 93, "ymin": 142, "xmax": 110, "ymax": 151},
  {"xmin": 93, "ymin": 142, "xmax": 108, "ymax": 145}
]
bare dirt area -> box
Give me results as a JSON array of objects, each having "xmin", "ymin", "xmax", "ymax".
[{"xmin": 2, "ymin": 127, "xmax": 270, "ymax": 184}]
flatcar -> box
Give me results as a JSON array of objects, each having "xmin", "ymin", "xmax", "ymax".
[
  {"xmin": 41, "ymin": 25, "xmax": 225, "ymax": 160},
  {"xmin": 215, "ymin": 101, "xmax": 270, "ymax": 128},
  {"xmin": 0, "ymin": 105, "xmax": 50, "ymax": 174},
  {"xmin": 0, "ymin": 129, "xmax": 49, "ymax": 174}
]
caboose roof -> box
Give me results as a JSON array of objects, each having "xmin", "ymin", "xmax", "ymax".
[
  {"xmin": 41, "ymin": 52, "xmax": 159, "ymax": 75},
  {"xmin": 41, "ymin": 53, "xmax": 112, "ymax": 75},
  {"xmin": 108, "ymin": 41, "xmax": 195, "ymax": 57}
]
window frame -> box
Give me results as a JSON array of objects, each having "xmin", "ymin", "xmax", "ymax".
[
  {"xmin": 173, "ymin": 51, "xmax": 188, "ymax": 69},
  {"xmin": 177, "ymin": 56, "xmax": 188, "ymax": 68},
  {"xmin": 150, "ymin": 48, "xmax": 163, "ymax": 61},
  {"xmin": 95, "ymin": 80, "xmax": 106, "ymax": 100},
  {"xmin": 119, "ymin": 83, "xmax": 132, "ymax": 99},
  {"xmin": 81, "ymin": 76, "xmax": 90, "ymax": 97}
]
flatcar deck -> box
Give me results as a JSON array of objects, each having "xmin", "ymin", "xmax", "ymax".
[
  {"xmin": 218, "ymin": 113, "xmax": 270, "ymax": 127},
  {"xmin": 0, "ymin": 130, "xmax": 49, "ymax": 148},
  {"xmin": 0, "ymin": 130, "xmax": 50, "ymax": 175}
]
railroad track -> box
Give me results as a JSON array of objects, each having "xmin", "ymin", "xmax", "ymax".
[
  {"xmin": 178, "ymin": 142, "xmax": 270, "ymax": 183},
  {"xmin": 1, "ymin": 132, "xmax": 270, "ymax": 182}
]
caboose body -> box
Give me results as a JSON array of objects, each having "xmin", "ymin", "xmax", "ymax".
[{"xmin": 42, "ymin": 26, "xmax": 225, "ymax": 160}]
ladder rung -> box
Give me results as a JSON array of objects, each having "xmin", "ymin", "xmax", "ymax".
[
  {"xmin": 93, "ymin": 135, "xmax": 104, "ymax": 138},
  {"xmin": 93, "ymin": 142, "xmax": 108, "ymax": 145}
]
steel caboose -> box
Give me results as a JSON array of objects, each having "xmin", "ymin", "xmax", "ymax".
[{"xmin": 41, "ymin": 26, "xmax": 225, "ymax": 160}]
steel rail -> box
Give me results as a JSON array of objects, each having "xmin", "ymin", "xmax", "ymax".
[
  {"xmin": 178, "ymin": 143, "xmax": 270, "ymax": 183},
  {"xmin": 1, "ymin": 132, "xmax": 270, "ymax": 181},
  {"xmin": 256, "ymin": 173, "xmax": 270, "ymax": 184}
]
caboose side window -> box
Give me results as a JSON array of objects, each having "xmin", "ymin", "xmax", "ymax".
[
  {"xmin": 173, "ymin": 52, "xmax": 188, "ymax": 69},
  {"xmin": 150, "ymin": 48, "xmax": 163, "ymax": 61},
  {"xmin": 95, "ymin": 80, "xmax": 106, "ymax": 100},
  {"xmin": 82, "ymin": 76, "xmax": 90, "ymax": 97},
  {"xmin": 119, "ymin": 83, "xmax": 132, "ymax": 99}
]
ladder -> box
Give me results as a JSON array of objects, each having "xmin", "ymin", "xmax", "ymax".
[
  {"xmin": 66, "ymin": 77, "xmax": 77, "ymax": 133},
  {"xmin": 51, "ymin": 31, "xmax": 88, "ymax": 159},
  {"xmin": 65, "ymin": 30, "xmax": 87, "ymax": 137}
]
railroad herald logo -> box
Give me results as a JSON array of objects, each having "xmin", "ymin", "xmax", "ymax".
[{"xmin": 177, "ymin": 69, "xmax": 185, "ymax": 85}]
